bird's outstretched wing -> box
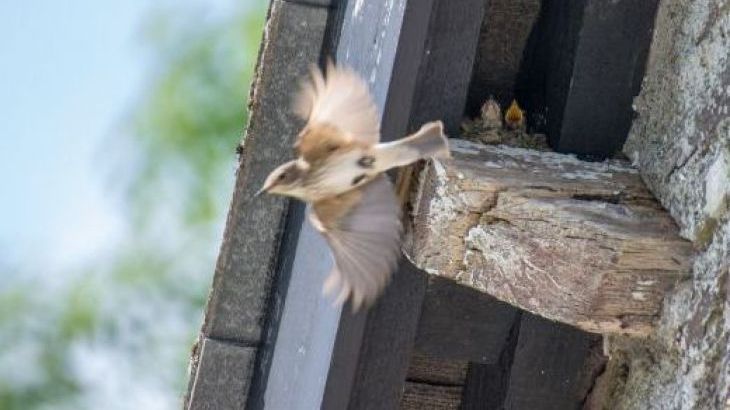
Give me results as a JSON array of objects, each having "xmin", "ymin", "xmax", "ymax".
[
  {"xmin": 309, "ymin": 176, "xmax": 402, "ymax": 311},
  {"xmin": 293, "ymin": 61, "xmax": 381, "ymax": 150}
]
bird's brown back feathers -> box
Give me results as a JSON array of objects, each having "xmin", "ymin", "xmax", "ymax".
[
  {"xmin": 293, "ymin": 62, "xmax": 381, "ymax": 151},
  {"xmin": 295, "ymin": 123, "xmax": 365, "ymax": 165}
]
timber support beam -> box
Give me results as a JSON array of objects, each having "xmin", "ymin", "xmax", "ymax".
[{"xmin": 406, "ymin": 140, "xmax": 693, "ymax": 336}]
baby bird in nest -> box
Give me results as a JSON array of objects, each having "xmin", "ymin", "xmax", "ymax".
[
  {"xmin": 460, "ymin": 96, "xmax": 503, "ymax": 144},
  {"xmin": 462, "ymin": 97, "xmax": 547, "ymax": 149},
  {"xmin": 257, "ymin": 61, "xmax": 451, "ymax": 310},
  {"xmin": 504, "ymin": 99, "xmax": 526, "ymax": 131},
  {"xmin": 480, "ymin": 97, "xmax": 503, "ymax": 130}
]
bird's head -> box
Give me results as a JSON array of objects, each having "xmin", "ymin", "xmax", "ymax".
[
  {"xmin": 256, "ymin": 159, "xmax": 308, "ymax": 199},
  {"xmin": 504, "ymin": 99, "xmax": 525, "ymax": 130},
  {"xmin": 480, "ymin": 96, "xmax": 502, "ymax": 121}
]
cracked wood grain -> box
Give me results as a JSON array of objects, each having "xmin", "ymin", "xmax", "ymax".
[{"xmin": 404, "ymin": 140, "xmax": 693, "ymax": 336}]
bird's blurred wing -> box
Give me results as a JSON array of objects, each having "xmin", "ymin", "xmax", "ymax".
[
  {"xmin": 293, "ymin": 61, "xmax": 380, "ymax": 145},
  {"xmin": 309, "ymin": 176, "xmax": 402, "ymax": 311}
]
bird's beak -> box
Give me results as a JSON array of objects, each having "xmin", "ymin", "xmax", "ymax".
[
  {"xmin": 254, "ymin": 173, "xmax": 281, "ymax": 198},
  {"xmin": 253, "ymin": 185, "xmax": 270, "ymax": 198}
]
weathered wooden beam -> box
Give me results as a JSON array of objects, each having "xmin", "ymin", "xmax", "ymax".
[{"xmin": 405, "ymin": 139, "xmax": 693, "ymax": 336}]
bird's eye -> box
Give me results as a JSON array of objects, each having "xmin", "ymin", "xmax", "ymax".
[
  {"xmin": 327, "ymin": 144, "xmax": 339, "ymax": 153},
  {"xmin": 278, "ymin": 173, "xmax": 287, "ymax": 180}
]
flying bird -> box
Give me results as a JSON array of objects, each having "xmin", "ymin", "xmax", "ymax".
[{"xmin": 257, "ymin": 62, "xmax": 450, "ymax": 310}]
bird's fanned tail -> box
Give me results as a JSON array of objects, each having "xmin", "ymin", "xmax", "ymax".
[{"xmin": 372, "ymin": 120, "xmax": 450, "ymax": 171}]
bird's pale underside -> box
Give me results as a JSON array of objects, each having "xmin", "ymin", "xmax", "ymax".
[{"xmin": 259, "ymin": 61, "xmax": 450, "ymax": 311}]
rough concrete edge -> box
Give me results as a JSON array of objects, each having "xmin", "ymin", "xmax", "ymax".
[
  {"xmin": 187, "ymin": 338, "xmax": 257, "ymax": 410},
  {"xmin": 183, "ymin": 0, "xmax": 333, "ymax": 407},
  {"xmin": 182, "ymin": 1, "xmax": 275, "ymax": 407}
]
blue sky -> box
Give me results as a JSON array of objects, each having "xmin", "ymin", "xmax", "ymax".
[
  {"xmin": 0, "ymin": 0, "xmax": 236, "ymax": 276},
  {"xmin": 0, "ymin": 3, "xmax": 260, "ymax": 408}
]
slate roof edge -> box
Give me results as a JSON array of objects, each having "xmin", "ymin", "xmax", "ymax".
[{"xmin": 184, "ymin": 1, "xmax": 339, "ymax": 408}]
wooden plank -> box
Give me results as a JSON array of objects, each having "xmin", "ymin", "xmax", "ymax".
[
  {"xmin": 459, "ymin": 313, "xmax": 606, "ymax": 409},
  {"xmin": 503, "ymin": 313, "xmax": 603, "ymax": 410},
  {"xmin": 414, "ymin": 276, "xmax": 519, "ymax": 363},
  {"xmin": 261, "ymin": 221, "xmax": 354, "ymax": 410},
  {"xmin": 402, "ymin": 353, "xmax": 469, "ymax": 409},
  {"xmin": 317, "ymin": 1, "xmax": 423, "ymax": 409},
  {"xmin": 517, "ymin": 0, "xmax": 659, "ymax": 157},
  {"xmin": 406, "ymin": 353, "xmax": 469, "ymax": 386},
  {"xmin": 400, "ymin": 382, "xmax": 463, "ymax": 410},
  {"xmin": 406, "ymin": 139, "xmax": 693, "ymax": 335},
  {"xmin": 324, "ymin": 261, "xmax": 428, "ymax": 410},
  {"xmin": 403, "ymin": 0, "xmax": 487, "ymax": 135},
  {"xmin": 323, "ymin": 0, "xmax": 490, "ymax": 408},
  {"xmin": 459, "ymin": 308, "xmax": 521, "ymax": 410},
  {"xmin": 407, "ymin": 329, "xmax": 597, "ymax": 410},
  {"xmin": 461, "ymin": 364, "xmax": 508, "ymax": 410}
]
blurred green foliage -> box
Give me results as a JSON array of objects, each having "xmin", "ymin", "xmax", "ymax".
[
  {"xmin": 0, "ymin": 281, "xmax": 85, "ymax": 409},
  {"xmin": 0, "ymin": 3, "xmax": 266, "ymax": 409},
  {"xmin": 131, "ymin": 5, "xmax": 265, "ymax": 227}
]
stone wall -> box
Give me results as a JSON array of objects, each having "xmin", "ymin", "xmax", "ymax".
[{"xmin": 596, "ymin": 0, "xmax": 729, "ymax": 408}]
